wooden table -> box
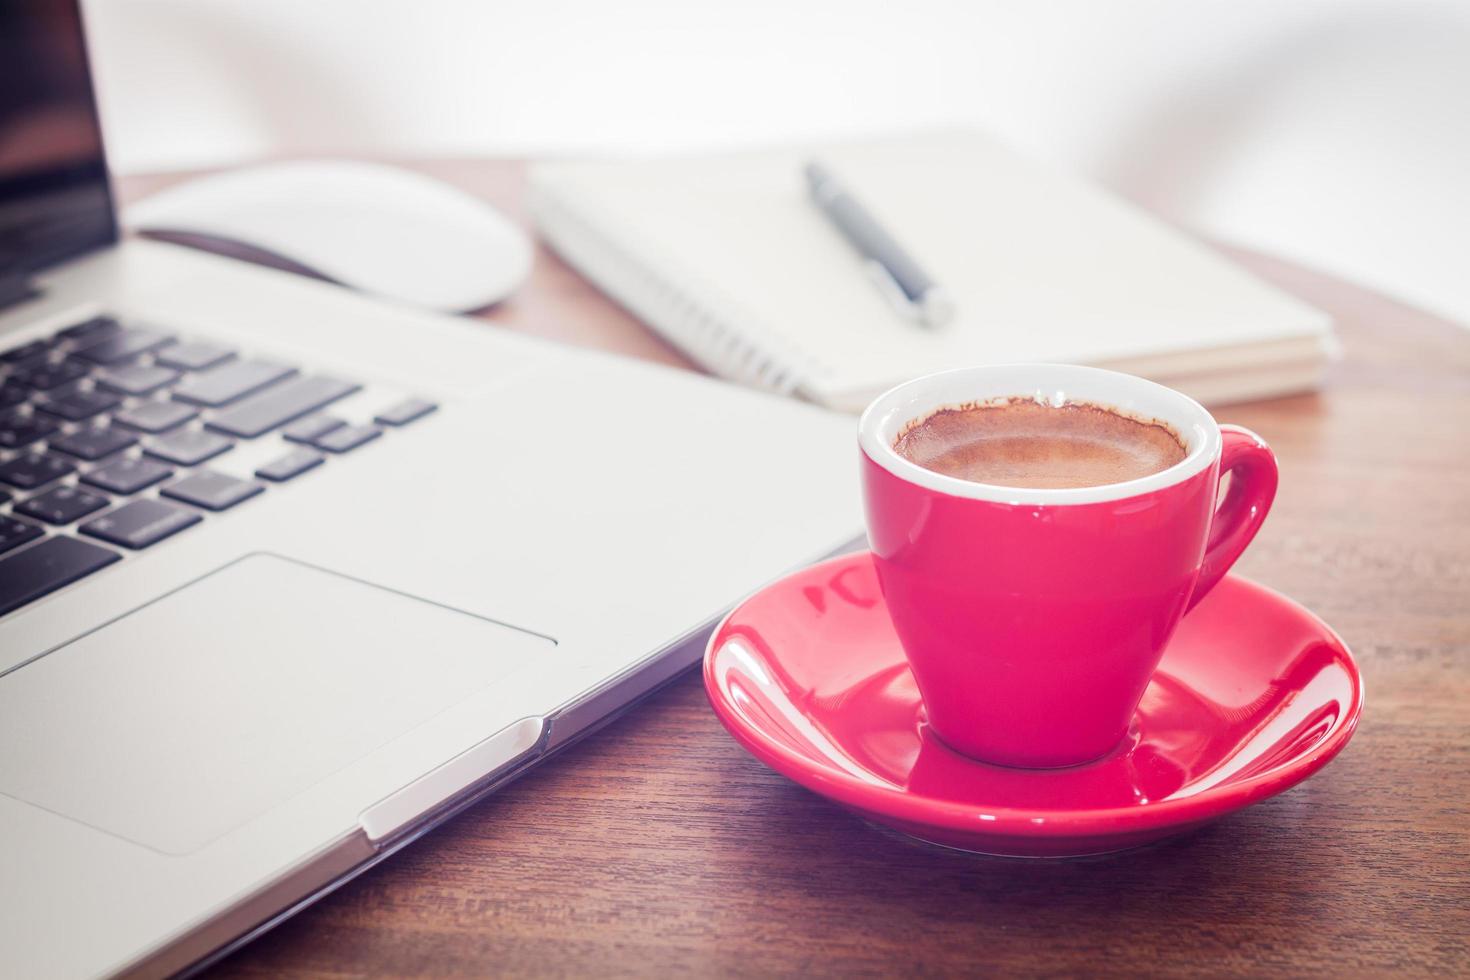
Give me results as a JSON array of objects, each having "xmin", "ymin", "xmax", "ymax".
[{"xmin": 120, "ymin": 163, "xmax": 1470, "ymax": 977}]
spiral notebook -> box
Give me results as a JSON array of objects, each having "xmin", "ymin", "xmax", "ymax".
[{"xmin": 529, "ymin": 132, "xmax": 1335, "ymax": 412}]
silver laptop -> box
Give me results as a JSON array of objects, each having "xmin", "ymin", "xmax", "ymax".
[{"xmin": 0, "ymin": 6, "xmax": 858, "ymax": 976}]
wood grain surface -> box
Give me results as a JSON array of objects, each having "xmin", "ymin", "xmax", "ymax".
[{"xmin": 120, "ymin": 163, "xmax": 1470, "ymax": 977}]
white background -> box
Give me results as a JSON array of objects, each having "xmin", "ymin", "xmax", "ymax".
[{"xmin": 82, "ymin": 0, "xmax": 1470, "ymax": 326}]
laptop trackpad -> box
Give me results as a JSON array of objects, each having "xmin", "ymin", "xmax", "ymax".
[{"xmin": 0, "ymin": 554, "xmax": 553, "ymax": 855}]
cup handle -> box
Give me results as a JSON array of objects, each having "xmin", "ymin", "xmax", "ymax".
[{"xmin": 1187, "ymin": 425, "xmax": 1279, "ymax": 612}]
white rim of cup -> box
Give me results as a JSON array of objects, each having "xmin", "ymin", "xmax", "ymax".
[{"xmin": 857, "ymin": 363, "xmax": 1221, "ymax": 506}]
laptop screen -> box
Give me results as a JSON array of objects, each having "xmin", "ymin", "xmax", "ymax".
[{"xmin": 0, "ymin": 0, "xmax": 116, "ymax": 284}]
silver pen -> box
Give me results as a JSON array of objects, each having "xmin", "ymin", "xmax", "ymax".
[{"xmin": 804, "ymin": 160, "xmax": 954, "ymax": 327}]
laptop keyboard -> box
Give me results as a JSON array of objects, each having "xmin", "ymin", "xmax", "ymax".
[{"xmin": 0, "ymin": 315, "xmax": 437, "ymax": 618}]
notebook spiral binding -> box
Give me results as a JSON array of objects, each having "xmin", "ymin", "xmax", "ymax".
[{"xmin": 530, "ymin": 182, "xmax": 830, "ymax": 400}]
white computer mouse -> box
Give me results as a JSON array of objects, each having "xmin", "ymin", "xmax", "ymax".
[{"xmin": 124, "ymin": 160, "xmax": 533, "ymax": 313}]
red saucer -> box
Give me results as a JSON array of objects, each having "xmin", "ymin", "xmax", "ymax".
[{"xmin": 704, "ymin": 552, "xmax": 1362, "ymax": 858}]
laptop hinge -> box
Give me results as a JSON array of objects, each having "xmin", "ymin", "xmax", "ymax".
[{"xmin": 0, "ymin": 274, "xmax": 42, "ymax": 314}]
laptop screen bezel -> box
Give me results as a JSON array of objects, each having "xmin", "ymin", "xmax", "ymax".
[{"xmin": 0, "ymin": 0, "xmax": 119, "ymax": 285}]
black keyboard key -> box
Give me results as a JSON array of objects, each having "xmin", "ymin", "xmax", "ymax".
[
  {"xmin": 0, "ymin": 515, "xmax": 45, "ymax": 555},
  {"xmin": 82, "ymin": 456, "xmax": 173, "ymax": 494},
  {"xmin": 114, "ymin": 400, "xmax": 197, "ymax": 433},
  {"xmin": 375, "ymin": 398, "xmax": 438, "ymax": 426},
  {"xmin": 96, "ymin": 363, "xmax": 180, "ymax": 396},
  {"xmin": 58, "ymin": 316, "xmax": 120, "ymax": 342},
  {"xmin": 314, "ymin": 423, "xmax": 382, "ymax": 453},
  {"xmin": 80, "ymin": 499, "xmax": 200, "ymax": 549},
  {"xmin": 0, "ymin": 535, "xmax": 120, "ymax": 615},
  {"xmin": 0, "ymin": 382, "xmax": 27, "ymax": 408},
  {"xmin": 144, "ymin": 428, "xmax": 233, "ymax": 466},
  {"xmin": 0, "ymin": 409, "xmax": 61, "ymax": 449},
  {"xmin": 0, "ymin": 488, "xmax": 8, "ymax": 505},
  {"xmin": 48, "ymin": 426, "xmax": 138, "ymax": 461},
  {"xmin": 1, "ymin": 339, "xmax": 52, "ymax": 365},
  {"xmin": 208, "ymin": 376, "xmax": 359, "ymax": 439},
  {"xmin": 10, "ymin": 357, "xmax": 89, "ymax": 391},
  {"xmin": 0, "ymin": 453, "xmax": 75, "ymax": 490},
  {"xmin": 256, "ymin": 447, "xmax": 324, "ymax": 482},
  {"xmin": 35, "ymin": 386, "xmax": 122, "ymax": 421},
  {"xmin": 154, "ymin": 341, "xmax": 235, "ymax": 371},
  {"xmin": 173, "ymin": 360, "xmax": 296, "ymax": 407},
  {"xmin": 16, "ymin": 485, "xmax": 110, "ymax": 525},
  {"xmin": 162, "ymin": 470, "xmax": 263, "ymax": 511},
  {"xmin": 73, "ymin": 326, "xmax": 172, "ymax": 364},
  {"xmin": 283, "ymin": 414, "xmax": 345, "ymax": 444}
]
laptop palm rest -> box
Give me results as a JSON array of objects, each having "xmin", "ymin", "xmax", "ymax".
[{"xmin": 0, "ymin": 553, "xmax": 554, "ymax": 855}]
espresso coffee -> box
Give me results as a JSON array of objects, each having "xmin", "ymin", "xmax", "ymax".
[{"xmin": 893, "ymin": 399, "xmax": 1186, "ymax": 489}]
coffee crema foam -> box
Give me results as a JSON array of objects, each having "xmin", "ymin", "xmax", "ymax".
[{"xmin": 892, "ymin": 399, "xmax": 1187, "ymax": 490}]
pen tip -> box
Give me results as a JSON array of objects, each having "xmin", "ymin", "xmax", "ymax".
[{"xmin": 920, "ymin": 289, "xmax": 956, "ymax": 327}]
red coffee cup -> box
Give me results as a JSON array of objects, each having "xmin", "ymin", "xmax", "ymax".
[{"xmin": 859, "ymin": 364, "xmax": 1278, "ymax": 768}]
